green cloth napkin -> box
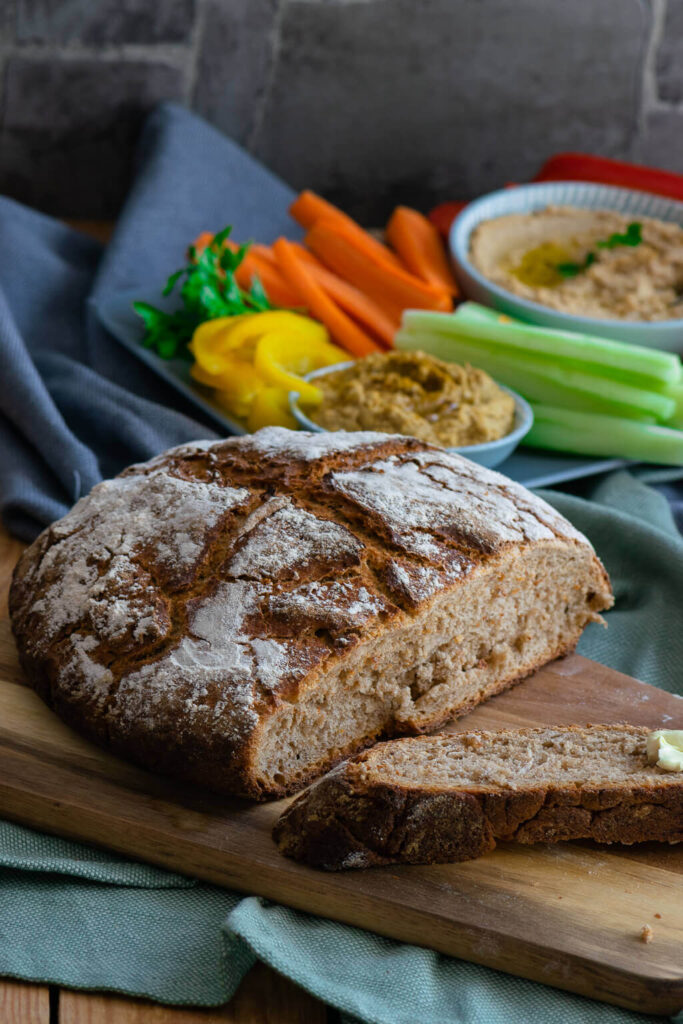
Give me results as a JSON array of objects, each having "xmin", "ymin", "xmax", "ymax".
[{"xmin": 1, "ymin": 469, "xmax": 682, "ymax": 1023}]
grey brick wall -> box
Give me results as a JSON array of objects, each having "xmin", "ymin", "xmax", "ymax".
[{"xmin": 1, "ymin": 0, "xmax": 681, "ymax": 219}]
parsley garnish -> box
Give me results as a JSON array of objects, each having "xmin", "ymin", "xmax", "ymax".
[
  {"xmin": 557, "ymin": 252, "xmax": 596, "ymax": 279},
  {"xmin": 133, "ymin": 226, "xmax": 277, "ymax": 360},
  {"xmin": 597, "ymin": 221, "xmax": 643, "ymax": 249},
  {"xmin": 555, "ymin": 221, "xmax": 643, "ymax": 279}
]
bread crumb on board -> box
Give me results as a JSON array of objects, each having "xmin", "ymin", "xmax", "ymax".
[{"xmin": 640, "ymin": 925, "xmax": 654, "ymax": 944}]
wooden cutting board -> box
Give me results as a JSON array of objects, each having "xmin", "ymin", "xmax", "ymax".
[{"xmin": 0, "ymin": 529, "xmax": 681, "ymax": 1016}]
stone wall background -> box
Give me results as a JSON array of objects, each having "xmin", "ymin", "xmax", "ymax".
[{"xmin": 1, "ymin": 0, "xmax": 681, "ymax": 221}]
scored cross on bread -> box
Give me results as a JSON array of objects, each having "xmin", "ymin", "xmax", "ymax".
[{"xmin": 10, "ymin": 429, "xmax": 612, "ymax": 799}]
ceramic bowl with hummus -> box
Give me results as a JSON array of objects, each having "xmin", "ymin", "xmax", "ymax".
[
  {"xmin": 450, "ymin": 182, "xmax": 683, "ymax": 352},
  {"xmin": 288, "ymin": 351, "xmax": 533, "ymax": 469}
]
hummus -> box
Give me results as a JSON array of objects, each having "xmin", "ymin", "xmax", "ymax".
[
  {"xmin": 469, "ymin": 205, "xmax": 683, "ymax": 321},
  {"xmin": 310, "ymin": 350, "xmax": 515, "ymax": 447}
]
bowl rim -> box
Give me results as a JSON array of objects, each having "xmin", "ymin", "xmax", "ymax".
[
  {"xmin": 449, "ymin": 180, "xmax": 683, "ymax": 329},
  {"xmin": 288, "ymin": 361, "xmax": 534, "ymax": 455}
]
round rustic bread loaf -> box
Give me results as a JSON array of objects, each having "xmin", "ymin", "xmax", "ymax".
[{"xmin": 9, "ymin": 428, "xmax": 613, "ymax": 799}]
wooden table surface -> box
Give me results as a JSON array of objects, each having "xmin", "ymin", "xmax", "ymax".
[
  {"xmin": 2, "ymin": 202, "xmax": 334, "ymax": 1024},
  {"xmin": 0, "ymin": 521, "xmax": 332, "ymax": 1022},
  {"xmin": 0, "ymin": 970, "xmax": 331, "ymax": 1023}
]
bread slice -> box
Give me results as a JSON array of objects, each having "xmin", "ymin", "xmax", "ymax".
[
  {"xmin": 10, "ymin": 429, "xmax": 612, "ymax": 800},
  {"xmin": 274, "ymin": 725, "xmax": 683, "ymax": 868}
]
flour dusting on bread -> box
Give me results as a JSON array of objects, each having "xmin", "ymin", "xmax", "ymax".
[
  {"xmin": 238, "ymin": 426, "xmax": 396, "ymax": 460},
  {"xmin": 25, "ymin": 469, "xmax": 250, "ymax": 653},
  {"xmin": 10, "ymin": 429, "xmax": 613, "ymax": 799},
  {"xmin": 228, "ymin": 499, "xmax": 362, "ymax": 578}
]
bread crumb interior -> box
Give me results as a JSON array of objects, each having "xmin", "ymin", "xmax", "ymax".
[
  {"xmin": 255, "ymin": 542, "xmax": 607, "ymax": 791},
  {"xmin": 363, "ymin": 726, "xmax": 676, "ymax": 791}
]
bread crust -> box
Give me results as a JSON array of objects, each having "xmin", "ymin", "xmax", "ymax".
[
  {"xmin": 274, "ymin": 726, "xmax": 683, "ymax": 869},
  {"xmin": 9, "ymin": 429, "xmax": 613, "ymax": 800}
]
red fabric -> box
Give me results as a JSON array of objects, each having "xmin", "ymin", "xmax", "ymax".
[
  {"xmin": 427, "ymin": 201, "xmax": 467, "ymax": 239},
  {"xmin": 533, "ymin": 152, "xmax": 683, "ymax": 200},
  {"xmin": 428, "ymin": 152, "xmax": 683, "ymax": 237}
]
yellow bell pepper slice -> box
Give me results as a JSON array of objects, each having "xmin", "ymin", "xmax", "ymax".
[
  {"xmin": 189, "ymin": 315, "xmax": 252, "ymax": 376},
  {"xmin": 190, "ymin": 355, "xmax": 260, "ymax": 403},
  {"xmin": 190, "ymin": 311, "xmax": 326, "ymax": 377},
  {"xmin": 254, "ymin": 332, "xmax": 346, "ymax": 406},
  {"xmin": 189, "ymin": 309, "xmax": 347, "ymax": 422},
  {"xmin": 189, "ymin": 361, "xmax": 228, "ymax": 389},
  {"xmin": 247, "ymin": 387, "xmax": 299, "ymax": 432},
  {"xmin": 192, "ymin": 356, "xmax": 263, "ymax": 419},
  {"xmin": 221, "ymin": 311, "xmax": 326, "ymax": 350}
]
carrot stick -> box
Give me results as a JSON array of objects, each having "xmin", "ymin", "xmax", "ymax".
[
  {"xmin": 235, "ymin": 251, "xmax": 302, "ymax": 307},
  {"xmin": 189, "ymin": 231, "xmax": 216, "ymax": 259},
  {"xmin": 287, "ymin": 243, "xmax": 319, "ymax": 266},
  {"xmin": 385, "ymin": 206, "xmax": 458, "ymax": 294},
  {"xmin": 286, "ymin": 244, "xmax": 398, "ymax": 347},
  {"xmin": 260, "ymin": 242, "xmax": 400, "ymax": 344},
  {"xmin": 290, "ymin": 190, "xmax": 402, "ymax": 269},
  {"xmin": 306, "ymin": 221, "xmax": 453, "ymax": 313},
  {"xmin": 273, "ymin": 237, "xmax": 381, "ymax": 357},
  {"xmin": 200, "ymin": 237, "xmax": 302, "ymax": 307},
  {"xmin": 248, "ymin": 243, "xmax": 279, "ymax": 263}
]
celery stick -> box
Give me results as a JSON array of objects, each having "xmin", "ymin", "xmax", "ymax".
[
  {"xmin": 524, "ymin": 404, "xmax": 683, "ymax": 465},
  {"xmin": 403, "ymin": 310, "xmax": 682, "ymax": 385},
  {"xmin": 449, "ymin": 303, "xmax": 683, "ymax": 392},
  {"xmin": 663, "ymin": 381, "xmax": 683, "ymax": 429},
  {"xmin": 404, "ymin": 323, "xmax": 673, "ymax": 392},
  {"xmin": 395, "ymin": 330, "xmax": 675, "ymax": 422},
  {"xmin": 452, "ymin": 302, "xmax": 508, "ymax": 324}
]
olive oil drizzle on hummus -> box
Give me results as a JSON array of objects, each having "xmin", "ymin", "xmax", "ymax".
[
  {"xmin": 471, "ymin": 206, "xmax": 683, "ymax": 321},
  {"xmin": 512, "ymin": 221, "xmax": 644, "ymax": 289}
]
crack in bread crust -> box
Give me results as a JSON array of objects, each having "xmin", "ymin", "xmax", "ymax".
[{"xmin": 10, "ymin": 428, "xmax": 613, "ymax": 800}]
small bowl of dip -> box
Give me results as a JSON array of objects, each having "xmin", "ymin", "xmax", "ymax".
[
  {"xmin": 450, "ymin": 181, "xmax": 683, "ymax": 353},
  {"xmin": 288, "ymin": 351, "xmax": 533, "ymax": 469}
]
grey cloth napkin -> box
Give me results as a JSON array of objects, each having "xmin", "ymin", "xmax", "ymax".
[{"xmin": 0, "ymin": 101, "xmax": 299, "ymax": 541}]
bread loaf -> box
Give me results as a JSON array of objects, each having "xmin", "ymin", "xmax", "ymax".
[
  {"xmin": 274, "ymin": 725, "xmax": 683, "ymax": 869},
  {"xmin": 10, "ymin": 428, "xmax": 612, "ymax": 799}
]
